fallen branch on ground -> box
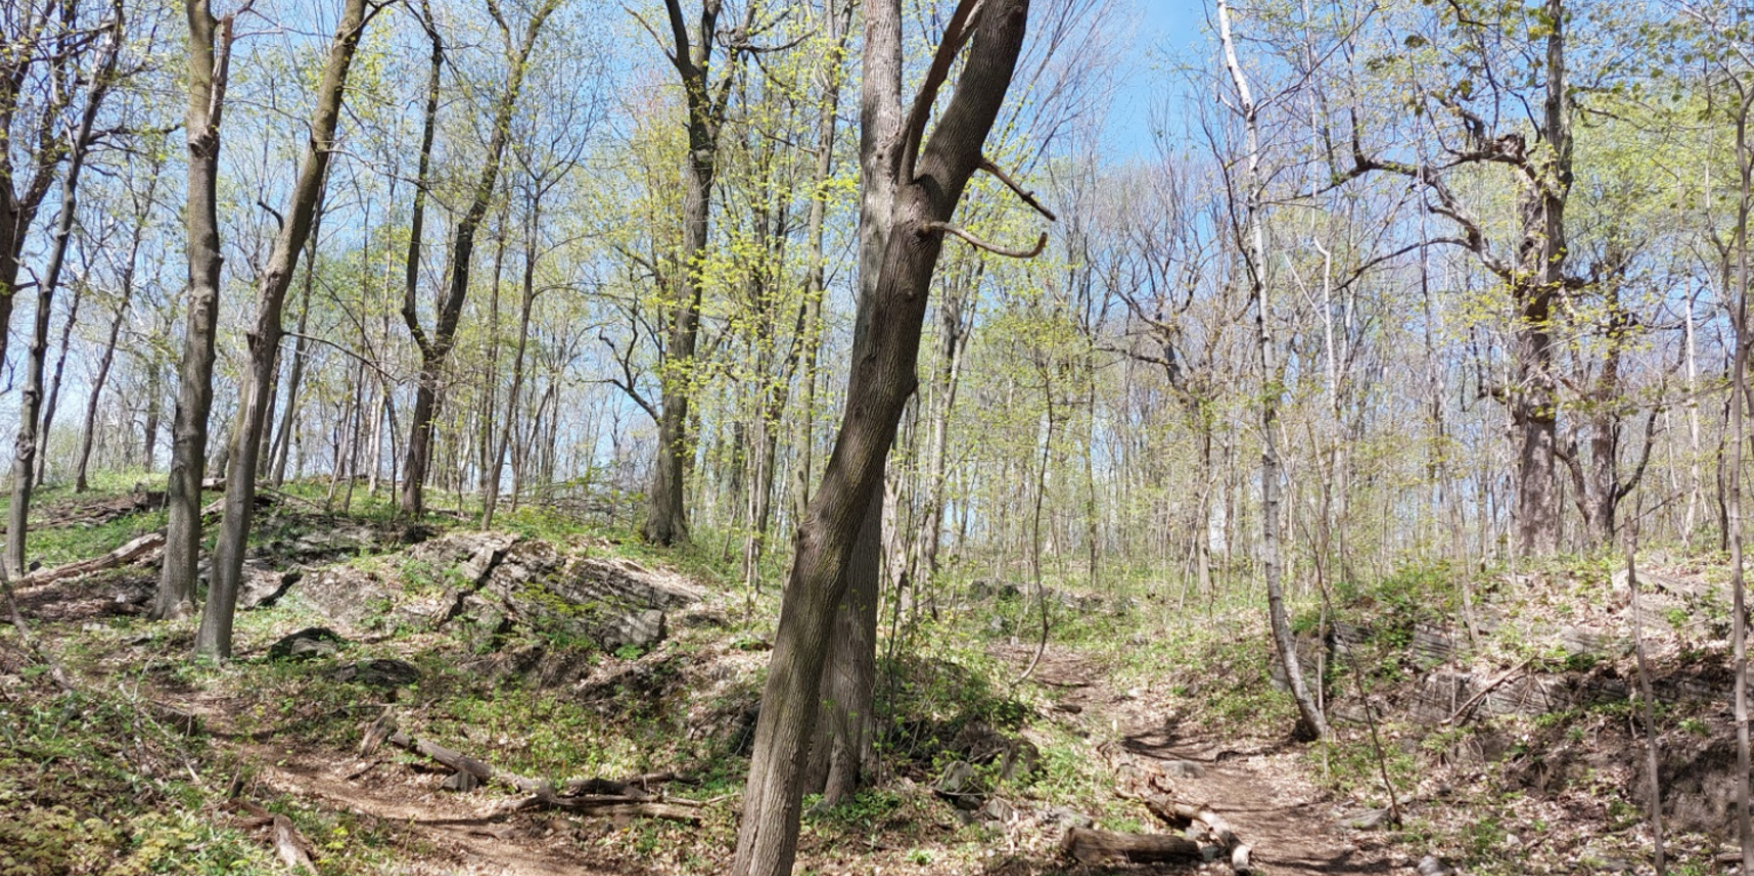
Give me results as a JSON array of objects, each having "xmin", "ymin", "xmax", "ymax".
[
  {"xmin": 20, "ymin": 532, "xmax": 165, "ymax": 587},
  {"xmin": 372, "ymin": 714, "xmax": 696, "ymax": 822},
  {"xmin": 1141, "ymin": 797, "xmax": 1253, "ymax": 874},
  {"xmin": 225, "ymin": 799, "xmax": 315, "ymax": 872},
  {"xmin": 505, "ymin": 789, "xmax": 701, "ymax": 823},
  {"xmin": 1060, "ymin": 826, "xmax": 1202, "ymax": 864},
  {"xmin": 1442, "ymin": 658, "xmax": 1533, "ymax": 726},
  {"xmin": 386, "ymin": 729, "xmax": 551, "ymax": 793}
]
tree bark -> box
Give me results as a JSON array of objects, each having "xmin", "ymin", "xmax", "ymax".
[
  {"xmin": 730, "ymin": 3, "xmax": 1031, "ymax": 873},
  {"xmin": 1216, "ymin": 0, "xmax": 1327, "ymax": 740},
  {"xmin": 640, "ymin": 0, "xmax": 746, "ymax": 546},
  {"xmin": 36, "ymin": 279, "xmax": 85, "ymax": 486},
  {"xmin": 801, "ymin": 0, "xmax": 893, "ymax": 804},
  {"xmin": 5, "ymin": 9, "xmax": 121, "ymax": 578},
  {"xmin": 157, "ymin": 0, "xmax": 237, "ymax": 621},
  {"xmin": 1509, "ymin": 0, "xmax": 1571, "ymax": 557},
  {"xmin": 268, "ymin": 231, "xmax": 319, "ymax": 488},
  {"xmin": 484, "ymin": 199, "xmax": 543, "ymax": 528},
  {"xmin": 196, "ymin": 0, "xmax": 371, "ymax": 658}
]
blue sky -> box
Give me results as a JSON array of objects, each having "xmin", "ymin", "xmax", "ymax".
[{"xmin": 1106, "ymin": 0, "xmax": 1210, "ymax": 158}]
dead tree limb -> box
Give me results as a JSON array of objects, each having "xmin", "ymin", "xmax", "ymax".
[
  {"xmin": 19, "ymin": 532, "xmax": 165, "ymax": 587},
  {"xmin": 1061, "ymin": 827, "xmax": 1202, "ymax": 864}
]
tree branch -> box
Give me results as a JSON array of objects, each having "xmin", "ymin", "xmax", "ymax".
[{"xmin": 922, "ymin": 221, "xmax": 1046, "ymax": 259}]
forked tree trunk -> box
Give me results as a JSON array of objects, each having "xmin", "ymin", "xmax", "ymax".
[
  {"xmin": 197, "ymin": 0, "xmax": 371, "ymax": 659},
  {"xmin": 640, "ymin": 0, "xmax": 748, "ymax": 546},
  {"xmin": 731, "ymin": 3, "xmax": 1031, "ymax": 873},
  {"xmin": 1510, "ymin": 0, "xmax": 1572, "ymax": 557},
  {"xmin": 156, "ymin": 1, "xmax": 237, "ymax": 621},
  {"xmin": 401, "ymin": 0, "xmax": 556, "ymax": 518},
  {"xmin": 801, "ymin": 0, "xmax": 891, "ymax": 804},
  {"xmin": 37, "ymin": 280, "xmax": 86, "ymax": 485}
]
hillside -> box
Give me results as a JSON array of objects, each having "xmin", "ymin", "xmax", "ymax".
[{"xmin": 0, "ymin": 483, "xmax": 1735, "ymax": 875}]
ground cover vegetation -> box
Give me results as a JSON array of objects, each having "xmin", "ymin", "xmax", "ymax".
[{"xmin": 3, "ymin": 0, "xmax": 1754, "ymax": 873}]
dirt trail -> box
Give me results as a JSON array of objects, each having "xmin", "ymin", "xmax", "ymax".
[
  {"xmin": 997, "ymin": 642, "xmax": 1394, "ymax": 875},
  {"xmin": 249, "ymin": 743, "xmax": 625, "ymax": 876}
]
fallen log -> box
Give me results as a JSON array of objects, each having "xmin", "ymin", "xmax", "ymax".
[
  {"xmin": 507, "ymin": 789, "xmax": 701, "ymax": 824},
  {"xmin": 1141, "ymin": 797, "xmax": 1252, "ymax": 875},
  {"xmin": 386, "ymin": 730, "xmax": 552, "ymax": 794},
  {"xmin": 20, "ymin": 532, "xmax": 165, "ymax": 587},
  {"xmin": 1060, "ymin": 827, "xmax": 1202, "ymax": 864}
]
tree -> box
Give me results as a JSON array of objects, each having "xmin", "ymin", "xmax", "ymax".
[
  {"xmin": 1214, "ymin": 0, "xmax": 1327, "ymax": 741},
  {"xmin": 730, "ymin": 1, "xmax": 1036, "ymax": 872},
  {"xmin": 154, "ymin": 0, "xmax": 243, "ymax": 621},
  {"xmin": 196, "ymin": 0, "xmax": 378, "ymax": 659},
  {"xmin": 400, "ymin": 0, "xmax": 560, "ymax": 517},
  {"xmin": 635, "ymin": 0, "xmax": 758, "ymax": 546},
  {"xmin": 5, "ymin": 1, "xmax": 123, "ymax": 577}
]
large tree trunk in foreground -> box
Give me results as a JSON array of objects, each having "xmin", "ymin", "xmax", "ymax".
[
  {"xmin": 1510, "ymin": 0, "xmax": 1572, "ymax": 558},
  {"xmin": 803, "ymin": 488, "xmax": 881, "ymax": 803},
  {"xmin": 730, "ymin": 3, "xmax": 1031, "ymax": 873},
  {"xmin": 156, "ymin": 1, "xmax": 237, "ymax": 621},
  {"xmin": 800, "ymin": 0, "xmax": 888, "ymax": 805},
  {"xmin": 197, "ymin": 0, "xmax": 370, "ymax": 659}
]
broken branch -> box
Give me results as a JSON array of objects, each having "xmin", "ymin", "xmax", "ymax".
[
  {"xmin": 921, "ymin": 222, "xmax": 1046, "ymax": 259},
  {"xmin": 978, "ymin": 155, "xmax": 1056, "ymax": 221}
]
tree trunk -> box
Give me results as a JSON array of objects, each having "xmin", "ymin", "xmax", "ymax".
[
  {"xmin": 788, "ymin": 0, "xmax": 853, "ymax": 529},
  {"xmin": 731, "ymin": 3, "xmax": 1030, "ymax": 872},
  {"xmin": 484, "ymin": 201, "xmax": 542, "ymax": 528},
  {"xmin": 395, "ymin": 5, "xmax": 442, "ymax": 514},
  {"xmin": 401, "ymin": 0, "xmax": 555, "ymax": 517},
  {"xmin": 1510, "ymin": 0, "xmax": 1571, "ymax": 558},
  {"xmin": 640, "ymin": 0, "xmax": 749, "ymax": 546},
  {"xmin": 76, "ymin": 287, "xmax": 132, "ymax": 493},
  {"xmin": 197, "ymin": 0, "xmax": 369, "ymax": 659},
  {"xmin": 5, "ymin": 14, "xmax": 120, "ymax": 578},
  {"xmin": 36, "ymin": 280, "xmax": 86, "ymax": 486},
  {"xmin": 1216, "ymin": 0, "xmax": 1327, "ymax": 740}
]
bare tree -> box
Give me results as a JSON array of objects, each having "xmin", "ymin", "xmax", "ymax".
[
  {"xmin": 400, "ymin": 0, "xmax": 560, "ymax": 516},
  {"xmin": 1214, "ymin": 0, "xmax": 1327, "ymax": 740}
]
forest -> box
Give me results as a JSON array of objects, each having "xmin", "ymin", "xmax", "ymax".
[{"xmin": 2, "ymin": 0, "xmax": 1753, "ymax": 873}]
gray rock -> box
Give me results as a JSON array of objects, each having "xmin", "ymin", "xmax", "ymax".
[
  {"xmin": 998, "ymin": 739, "xmax": 1040, "ymax": 783},
  {"xmin": 1160, "ymin": 759, "xmax": 1205, "ymax": 778},
  {"xmin": 295, "ymin": 566, "xmax": 396, "ymax": 631},
  {"xmin": 1040, "ymin": 806, "xmax": 1092, "ymax": 830},
  {"xmin": 981, "ymin": 798, "xmax": 1015, "ymax": 823},
  {"xmin": 334, "ymin": 658, "xmax": 421, "ymax": 688},
  {"xmin": 406, "ymin": 531, "xmax": 519, "ymax": 588},
  {"xmin": 441, "ymin": 770, "xmax": 480, "ymax": 792},
  {"xmin": 933, "ymin": 761, "xmax": 984, "ymax": 811},
  {"xmin": 238, "ymin": 562, "xmax": 297, "ymax": 610},
  {"xmin": 1343, "ymin": 808, "xmax": 1392, "ymax": 831},
  {"xmin": 1417, "ymin": 854, "xmax": 1456, "ymax": 876},
  {"xmin": 268, "ymin": 627, "xmax": 345, "ymax": 661},
  {"xmin": 596, "ymin": 609, "xmax": 666, "ymax": 652}
]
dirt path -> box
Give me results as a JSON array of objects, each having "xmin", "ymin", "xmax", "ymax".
[
  {"xmin": 248, "ymin": 743, "xmax": 626, "ymax": 876},
  {"xmin": 997, "ymin": 642, "xmax": 1395, "ymax": 875}
]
